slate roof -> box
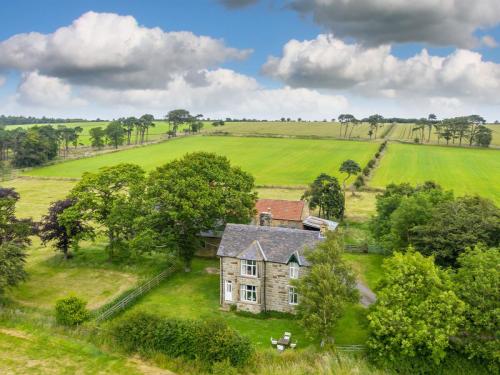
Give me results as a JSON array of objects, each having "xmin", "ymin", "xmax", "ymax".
[
  {"xmin": 255, "ymin": 199, "xmax": 305, "ymax": 222},
  {"xmin": 217, "ymin": 224, "xmax": 323, "ymax": 266}
]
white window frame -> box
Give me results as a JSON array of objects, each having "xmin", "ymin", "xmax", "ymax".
[
  {"xmin": 240, "ymin": 259, "xmax": 257, "ymax": 277},
  {"xmin": 289, "ymin": 262, "xmax": 299, "ymax": 279},
  {"xmin": 224, "ymin": 280, "xmax": 233, "ymax": 302},
  {"xmin": 288, "ymin": 286, "xmax": 298, "ymax": 305},
  {"xmin": 240, "ymin": 284, "xmax": 257, "ymax": 303}
]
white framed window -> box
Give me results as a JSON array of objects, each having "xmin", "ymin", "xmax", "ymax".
[
  {"xmin": 288, "ymin": 286, "xmax": 298, "ymax": 305},
  {"xmin": 289, "ymin": 262, "xmax": 299, "ymax": 279},
  {"xmin": 241, "ymin": 260, "xmax": 257, "ymax": 277},
  {"xmin": 240, "ymin": 284, "xmax": 257, "ymax": 302}
]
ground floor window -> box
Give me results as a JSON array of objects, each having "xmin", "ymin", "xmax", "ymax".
[
  {"xmin": 240, "ymin": 284, "xmax": 257, "ymax": 302},
  {"xmin": 288, "ymin": 286, "xmax": 298, "ymax": 305}
]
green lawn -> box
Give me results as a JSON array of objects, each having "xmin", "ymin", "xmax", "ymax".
[
  {"xmin": 344, "ymin": 253, "xmax": 385, "ymax": 290},
  {"xmin": 24, "ymin": 136, "xmax": 378, "ymax": 186},
  {"xmin": 6, "ymin": 239, "xmax": 170, "ymax": 313},
  {"xmin": 124, "ymin": 258, "xmax": 372, "ymax": 349},
  {"xmin": 371, "ymin": 143, "xmax": 500, "ymax": 203}
]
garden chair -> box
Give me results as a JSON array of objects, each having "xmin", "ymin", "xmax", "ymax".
[
  {"xmin": 284, "ymin": 331, "xmax": 292, "ymax": 339},
  {"xmin": 290, "ymin": 341, "xmax": 297, "ymax": 349},
  {"xmin": 271, "ymin": 337, "xmax": 278, "ymax": 345},
  {"xmin": 277, "ymin": 344, "xmax": 285, "ymax": 353}
]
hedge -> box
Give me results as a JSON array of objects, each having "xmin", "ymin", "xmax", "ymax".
[{"xmin": 112, "ymin": 312, "xmax": 253, "ymax": 367}]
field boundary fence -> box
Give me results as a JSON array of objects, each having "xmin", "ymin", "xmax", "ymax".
[
  {"xmin": 336, "ymin": 344, "xmax": 367, "ymax": 352},
  {"xmin": 95, "ymin": 257, "xmax": 179, "ymax": 323}
]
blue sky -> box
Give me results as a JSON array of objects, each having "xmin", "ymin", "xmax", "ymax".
[{"xmin": 1, "ymin": 0, "xmax": 500, "ymax": 120}]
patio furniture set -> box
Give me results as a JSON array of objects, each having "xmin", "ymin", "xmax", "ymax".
[{"xmin": 270, "ymin": 332, "xmax": 297, "ymax": 352}]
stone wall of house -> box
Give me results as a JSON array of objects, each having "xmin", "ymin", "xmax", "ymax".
[
  {"xmin": 265, "ymin": 262, "xmax": 308, "ymax": 313},
  {"xmin": 270, "ymin": 219, "xmax": 303, "ymax": 230},
  {"xmin": 220, "ymin": 256, "xmax": 308, "ymax": 314}
]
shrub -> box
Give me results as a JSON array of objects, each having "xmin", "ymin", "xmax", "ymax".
[
  {"xmin": 354, "ymin": 175, "xmax": 365, "ymax": 188},
  {"xmin": 363, "ymin": 167, "xmax": 370, "ymax": 176},
  {"xmin": 375, "ymin": 152, "xmax": 380, "ymax": 158},
  {"xmin": 112, "ymin": 312, "xmax": 253, "ymax": 367},
  {"xmin": 55, "ymin": 296, "xmax": 90, "ymax": 326}
]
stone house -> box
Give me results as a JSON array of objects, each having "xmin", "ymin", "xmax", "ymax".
[
  {"xmin": 254, "ymin": 199, "xmax": 308, "ymax": 229},
  {"xmin": 217, "ymin": 223, "xmax": 324, "ymax": 314}
]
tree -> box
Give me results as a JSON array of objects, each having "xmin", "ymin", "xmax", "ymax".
[
  {"xmin": 69, "ymin": 164, "xmax": 146, "ymax": 258},
  {"xmin": 302, "ymin": 173, "xmax": 345, "ymax": 220},
  {"xmin": 454, "ymin": 246, "xmax": 499, "ymax": 372},
  {"xmin": 466, "ymin": 115, "xmax": 486, "ymax": 146},
  {"xmin": 122, "ymin": 117, "xmax": 137, "ymax": 145},
  {"xmin": 166, "ymin": 109, "xmax": 192, "ymax": 137},
  {"xmin": 139, "ymin": 114, "xmax": 155, "ymax": 143},
  {"xmin": 338, "ymin": 114, "xmax": 356, "ymax": 138},
  {"xmin": 12, "ymin": 126, "xmax": 58, "ymax": 167},
  {"xmin": 89, "ymin": 127, "xmax": 106, "ymax": 149},
  {"xmin": 38, "ymin": 198, "xmax": 92, "ymax": 259},
  {"xmin": 367, "ymin": 251, "xmax": 464, "ymax": 367},
  {"xmin": 473, "ymin": 125, "xmax": 492, "ymax": 147},
  {"xmin": 339, "ymin": 159, "xmax": 361, "ymax": 197},
  {"xmin": 71, "ymin": 126, "xmax": 83, "ymax": 148},
  {"xmin": 294, "ymin": 231, "xmax": 358, "ymax": 347},
  {"xmin": 370, "ymin": 182, "xmax": 452, "ymax": 251},
  {"xmin": 368, "ymin": 114, "xmax": 384, "ymax": 139},
  {"xmin": 411, "ymin": 196, "xmax": 500, "ymax": 267},
  {"xmin": 105, "ymin": 121, "xmax": 125, "ymax": 149},
  {"xmin": 0, "ymin": 188, "xmax": 33, "ymax": 294},
  {"xmin": 144, "ymin": 152, "xmax": 256, "ymax": 270}
]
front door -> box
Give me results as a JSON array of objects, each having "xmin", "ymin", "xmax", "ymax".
[{"xmin": 224, "ymin": 280, "xmax": 232, "ymax": 301}]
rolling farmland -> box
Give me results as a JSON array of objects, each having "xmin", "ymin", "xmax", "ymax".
[
  {"xmin": 371, "ymin": 143, "xmax": 500, "ymax": 203},
  {"xmin": 205, "ymin": 121, "xmax": 390, "ymax": 140},
  {"xmin": 23, "ymin": 136, "xmax": 379, "ymax": 185}
]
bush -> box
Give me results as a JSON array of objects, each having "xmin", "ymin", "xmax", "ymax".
[
  {"xmin": 55, "ymin": 296, "xmax": 90, "ymax": 326},
  {"xmin": 363, "ymin": 167, "xmax": 370, "ymax": 176},
  {"xmin": 112, "ymin": 312, "xmax": 253, "ymax": 367},
  {"xmin": 354, "ymin": 175, "xmax": 365, "ymax": 188},
  {"xmin": 375, "ymin": 152, "xmax": 380, "ymax": 158},
  {"xmin": 367, "ymin": 159, "xmax": 376, "ymax": 168}
]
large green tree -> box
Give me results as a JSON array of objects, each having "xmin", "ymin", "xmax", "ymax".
[
  {"xmin": 0, "ymin": 188, "xmax": 33, "ymax": 294},
  {"xmin": 454, "ymin": 246, "xmax": 499, "ymax": 372},
  {"xmin": 165, "ymin": 109, "xmax": 192, "ymax": 137},
  {"xmin": 294, "ymin": 231, "xmax": 358, "ymax": 347},
  {"xmin": 105, "ymin": 121, "xmax": 126, "ymax": 149},
  {"xmin": 89, "ymin": 127, "xmax": 106, "ymax": 149},
  {"xmin": 302, "ymin": 173, "xmax": 345, "ymax": 220},
  {"xmin": 144, "ymin": 152, "xmax": 256, "ymax": 270},
  {"xmin": 69, "ymin": 164, "xmax": 146, "ymax": 258},
  {"xmin": 411, "ymin": 196, "xmax": 500, "ymax": 267},
  {"xmin": 367, "ymin": 251, "xmax": 464, "ymax": 367}
]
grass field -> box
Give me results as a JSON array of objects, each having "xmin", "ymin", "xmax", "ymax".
[
  {"xmin": 5, "ymin": 239, "xmax": 170, "ymax": 312},
  {"xmin": 24, "ymin": 136, "xmax": 379, "ymax": 185},
  {"xmin": 0, "ymin": 322, "xmax": 149, "ymax": 375},
  {"xmin": 371, "ymin": 143, "xmax": 500, "ymax": 203},
  {"xmin": 205, "ymin": 121, "xmax": 389, "ymax": 140},
  {"xmin": 124, "ymin": 258, "xmax": 373, "ymax": 349}
]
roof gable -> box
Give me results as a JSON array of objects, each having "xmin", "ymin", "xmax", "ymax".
[{"xmin": 217, "ymin": 224, "xmax": 322, "ymax": 266}]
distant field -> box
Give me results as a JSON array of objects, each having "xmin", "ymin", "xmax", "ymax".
[
  {"xmin": 5, "ymin": 120, "xmax": 206, "ymax": 146},
  {"xmin": 371, "ymin": 143, "xmax": 500, "ymax": 203},
  {"xmin": 205, "ymin": 121, "xmax": 389, "ymax": 140},
  {"xmin": 24, "ymin": 136, "xmax": 378, "ymax": 185},
  {"xmin": 388, "ymin": 123, "xmax": 500, "ymax": 146}
]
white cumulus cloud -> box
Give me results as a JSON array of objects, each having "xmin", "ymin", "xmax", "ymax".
[
  {"xmin": 0, "ymin": 11, "xmax": 251, "ymax": 90},
  {"xmin": 263, "ymin": 34, "xmax": 500, "ymax": 102},
  {"xmin": 17, "ymin": 71, "xmax": 86, "ymax": 107}
]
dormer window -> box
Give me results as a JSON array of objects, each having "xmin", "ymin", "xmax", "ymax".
[
  {"xmin": 289, "ymin": 261, "xmax": 299, "ymax": 279},
  {"xmin": 241, "ymin": 259, "xmax": 257, "ymax": 277}
]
